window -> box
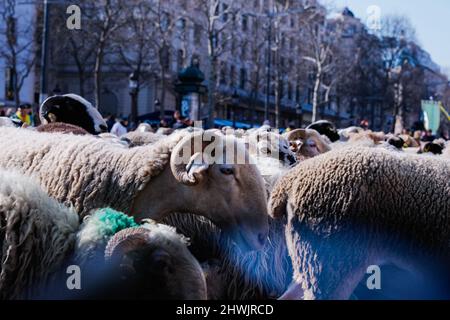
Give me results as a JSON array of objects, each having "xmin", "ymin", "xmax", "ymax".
[
  {"xmin": 194, "ymin": 24, "xmax": 202, "ymax": 43},
  {"xmin": 222, "ymin": 3, "xmax": 229, "ymax": 22},
  {"xmin": 230, "ymin": 66, "xmax": 236, "ymax": 87},
  {"xmin": 177, "ymin": 49, "xmax": 185, "ymax": 70},
  {"xmin": 288, "ymin": 83, "xmax": 293, "ymax": 101},
  {"xmin": 220, "ymin": 63, "xmax": 227, "ymax": 84},
  {"xmin": 242, "ymin": 15, "xmax": 248, "ymax": 32},
  {"xmin": 160, "ymin": 13, "xmax": 171, "ymax": 32},
  {"xmin": 241, "ymin": 42, "xmax": 248, "ymax": 60},
  {"xmin": 176, "ymin": 18, "xmax": 186, "ymax": 32},
  {"xmin": 239, "ymin": 68, "xmax": 247, "ymax": 89}
]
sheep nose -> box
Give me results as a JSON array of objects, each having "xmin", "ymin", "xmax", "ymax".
[
  {"xmin": 258, "ymin": 232, "xmax": 267, "ymax": 247},
  {"xmin": 99, "ymin": 124, "xmax": 108, "ymax": 132}
]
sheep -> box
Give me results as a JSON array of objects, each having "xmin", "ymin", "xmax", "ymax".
[
  {"xmin": 0, "ymin": 176, "xmax": 206, "ymax": 300},
  {"xmin": 0, "ymin": 127, "xmax": 269, "ymax": 251},
  {"xmin": 122, "ymin": 130, "xmax": 162, "ymax": 147},
  {"xmin": 99, "ymin": 223, "xmax": 207, "ymax": 300},
  {"xmin": 69, "ymin": 209, "xmax": 207, "ymax": 300},
  {"xmin": 0, "ymin": 117, "xmax": 19, "ymax": 128},
  {"xmin": 338, "ymin": 126, "xmax": 364, "ymax": 141},
  {"xmin": 0, "ymin": 169, "xmax": 80, "ymax": 299},
  {"xmin": 307, "ymin": 120, "xmax": 340, "ymax": 143},
  {"xmin": 36, "ymin": 122, "xmax": 90, "ymax": 135},
  {"xmin": 39, "ymin": 94, "xmax": 108, "ymax": 135},
  {"xmin": 156, "ymin": 127, "xmax": 174, "ymax": 135},
  {"xmin": 269, "ymin": 147, "xmax": 450, "ymax": 300},
  {"xmin": 283, "ymin": 129, "xmax": 331, "ymax": 161},
  {"xmin": 136, "ymin": 123, "xmax": 154, "ymax": 133},
  {"xmin": 162, "ymin": 212, "xmax": 291, "ymax": 300}
]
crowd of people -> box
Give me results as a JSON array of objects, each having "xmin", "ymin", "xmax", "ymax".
[{"xmin": 1, "ymin": 104, "xmax": 449, "ymax": 144}]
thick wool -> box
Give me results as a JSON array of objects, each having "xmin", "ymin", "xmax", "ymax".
[
  {"xmin": 0, "ymin": 127, "xmax": 186, "ymax": 218},
  {"xmin": 162, "ymin": 213, "xmax": 291, "ymax": 300},
  {"xmin": 123, "ymin": 131, "xmax": 162, "ymax": 147},
  {"xmin": 269, "ymin": 147, "xmax": 450, "ymax": 299},
  {"xmin": 0, "ymin": 170, "xmax": 79, "ymax": 300}
]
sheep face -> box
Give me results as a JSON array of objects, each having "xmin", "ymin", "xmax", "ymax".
[
  {"xmin": 133, "ymin": 132, "xmax": 269, "ymax": 252},
  {"xmin": 40, "ymin": 94, "xmax": 107, "ymax": 135},
  {"xmin": 104, "ymin": 227, "xmax": 207, "ymax": 300}
]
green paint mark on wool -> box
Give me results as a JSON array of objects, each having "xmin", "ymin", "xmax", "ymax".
[{"xmin": 92, "ymin": 208, "xmax": 139, "ymax": 237}]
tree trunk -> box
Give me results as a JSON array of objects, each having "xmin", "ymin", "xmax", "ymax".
[
  {"xmin": 94, "ymin": 41, "xmax": 105, "ymax": 109},
  {"xmin": 312, "ymin": 72, "xmax": 321, "ymax": 123},
  {"xmin": 160, "ymin": 69, "xmax": 166, "ymax": 120}
]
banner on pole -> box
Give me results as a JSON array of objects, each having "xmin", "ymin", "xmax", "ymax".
[{"xmin": 421, "ymin": 100, "xmax": 440, "ymax": 134}]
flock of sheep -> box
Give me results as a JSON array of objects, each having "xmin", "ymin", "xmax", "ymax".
[{"xmin": 0, "ymin": 93, "xmax": 449, "ymax": 300}]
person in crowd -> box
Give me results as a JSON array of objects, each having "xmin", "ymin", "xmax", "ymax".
[
  {"xmin": 105, "ymin": 114, "xmax": 116, "ymax": 132},
  {"xmin": 285, "ymin": 122, "xmax": 296, "ymax": 133},
  {"xmin": 360, "ymin": 119, "xmax": 369, "ymax": 130},
  {"xmin": 110, "ymin": 116, "xmax": 128, "ymax": 137},
  {"xmin": 15, "ymin": 104, "xmax": 32, "ymax": 126},
  {"xmin": 0, "ymin": 109, "xmax": 5, "ymax": 117},
  {"xmin": 172, "ymin": 111, "xmax": 188, "ymax": 129},
  {"xmin": 421, "ymin": 129, "xmax": 436, "ymax": 142}
]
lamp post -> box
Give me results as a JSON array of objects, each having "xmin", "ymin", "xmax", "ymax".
[
  {"xmin": 231, "ymin": 90, "xmax": 239, "ymax": 128},
  {"xmin": 129, "ymin": 71, "xmax": 139, "ymax": 127},
  {"xmin": 174, "ymin": 58, "xmax": 207, "ymax": 125}
]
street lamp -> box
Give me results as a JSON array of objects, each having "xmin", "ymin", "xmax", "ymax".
[
  {"xmin": 129, "ymin": 71, "xmax": 139, "ymax": 127},
  {"xmin": 231, "ymin": 90, "xmax": 239, "ymax": 128}
]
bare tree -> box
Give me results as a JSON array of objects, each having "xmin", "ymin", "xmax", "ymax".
[
  {"xmin": 195, "ymin": 0, "xmax": 236, "ymax": 128},
  {"xmin": 114, "ymin": 0, "xmax": 158, "ymax": 123},
  {"xmin": 300, "ymin": 11, "xmax": 356, "ymax": 123},
  {"xmin": 50, "ymin": 1, "xmax": 96, "ymax": 97},
  {"xmin": 84, "ymin": 0, "xmax": 127, "ymax": 109},
  {"xmin": 0, "ymin": 0, "xmax": 37, "ymax": 106},
  {"xmin": 149, "ymin": 0, "xmax": 186, "ymax": 119}
]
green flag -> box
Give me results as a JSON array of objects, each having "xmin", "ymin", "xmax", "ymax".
[{"xmin": 421, "ymin": 100, "xmax": 440, "ymax": 134}]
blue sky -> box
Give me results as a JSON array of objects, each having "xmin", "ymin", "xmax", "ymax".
[{"xmin": 329, "ymin": 0, "xmax": 450, "ymax": 74}]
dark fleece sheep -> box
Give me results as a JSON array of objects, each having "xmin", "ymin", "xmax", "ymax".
[
  {"xmin": 269, "ymin": 147, "xmax": 450, "ymax": 300},
  {"xmin": 40, "ymin": 94, "xmax": 107, "ymax": 135},
  {"xmin": 36, "ymin": 122, "xmax": 90, "ymax": 135},
  {"xmin": 162, "ymin": 213, "xmax": 291, "ymax": 300}
]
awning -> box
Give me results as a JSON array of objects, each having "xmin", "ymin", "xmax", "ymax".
[{"xmin": 214, "ymin": 119, "xmax": 252, "ymax": 129}]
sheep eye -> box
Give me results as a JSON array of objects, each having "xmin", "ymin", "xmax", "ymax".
[{"xmin": 220, "ymin": 167, "xmax": 234, "ymax": 175}]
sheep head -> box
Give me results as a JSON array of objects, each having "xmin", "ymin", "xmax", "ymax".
[
  {"xmin": 40, "ymin": 94, "xmax": 107, "ymax": 135},
  {"xmin": 104, "ymin": 226, "xmax": 207, "ymax": 300},
  {"xmin": 307, "ymin": 120, "xmax": 340, "ymax": 143},
  {"xmin": 284, "ymin": 129, "xmax": 331, "ymax": 160},
  {"xmin": 165, "ymin": 130, "xmax": 269, "ymax": 252}
]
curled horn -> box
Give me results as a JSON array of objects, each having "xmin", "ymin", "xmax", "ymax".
[
  {"xmin": 105, "ymin": 227, "xmax": 150, "ymax": 262},
  {"xmin": 170, "ymin": 131, "xmax": 221, "ymax": 186},
  {"xmin": 283, "ymin": 129, "xmax": 309, "ymax": 142}
]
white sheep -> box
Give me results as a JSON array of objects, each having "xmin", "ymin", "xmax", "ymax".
[
  {"xmin": 269, "ymin": 147, "xmax": 450, "ymax": 300},
  {"xmin": 0, "ymin": 127, "xmax": 269, "ymax": 251}
]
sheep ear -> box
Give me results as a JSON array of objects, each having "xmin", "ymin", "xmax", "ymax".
[
  {"xmin": 268, "ymin": 190, "xmax": 288, "ymax": 219},
  {"xmin": 48, "ymin": 112, "xmax": 58, "ymax": 123}
]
